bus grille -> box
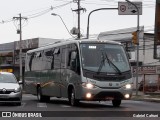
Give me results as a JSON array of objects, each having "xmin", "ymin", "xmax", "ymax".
[{"xmin": 93, "ymin": 92, "xmax": 124, "ymax": 100}]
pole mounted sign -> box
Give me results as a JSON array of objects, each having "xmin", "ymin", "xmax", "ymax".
[{"xmin": 118, "ymin": 2, "xmax": 142, "ymax": 15}]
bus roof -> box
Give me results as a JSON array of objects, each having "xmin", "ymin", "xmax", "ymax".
[{"xmin": 26, "ymin": 38, "xmax": 121, "ymax": 53}]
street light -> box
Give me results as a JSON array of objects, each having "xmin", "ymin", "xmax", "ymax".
[
  {"xmin": 51, "ymin": 13, "xmax": 75, "ymax": 38},
  {"xmin": 86, "ymin": 8, "xmax": 118, "ymax": 39}
]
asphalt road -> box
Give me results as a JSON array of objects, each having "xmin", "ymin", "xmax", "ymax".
[{"xmin": 0, "ymin": 94, "xmax": 160, "ymax": 120}]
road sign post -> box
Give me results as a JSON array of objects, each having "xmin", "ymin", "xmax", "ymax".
[{"xmin": 118, "ymin": 1, "xmax": 142, "ymax": 96}]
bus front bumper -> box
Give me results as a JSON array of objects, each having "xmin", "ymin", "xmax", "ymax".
[{"xmin": 78, "ymin": 87, "xmax": 132, "ymax": 101}]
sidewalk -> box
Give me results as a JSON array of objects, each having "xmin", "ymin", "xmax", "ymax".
[{"xmin": 131, "ymin": 90, "xmax": 160, "ymax": 103}]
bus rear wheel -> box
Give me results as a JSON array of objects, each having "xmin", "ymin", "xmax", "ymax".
[
  {"xmin": 69, "ymin": 88, "xmax": 79, "ymax": 106},
  {"xmin": 37, "ymin": 87, "xmax": 50, "ymax": 102},
  {"xmin": 112, "ymin": 99, "xmax": 121, "ymax": 107}
]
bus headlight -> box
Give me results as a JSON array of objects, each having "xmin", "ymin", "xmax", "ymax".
[
  {"xmin": 125, "ymin": 84, "xmax": 131, "ymax": 89},
  {"xmin": 82, "ymin": 83, "xmax": 95, "ymax": 89},
  {"xmin": 124, "ymin": 94, "xmax": 130, "ymax": 99},
  {"xmin": 86, "ymin": 83, "xmax": 94, "ymax": 89}
]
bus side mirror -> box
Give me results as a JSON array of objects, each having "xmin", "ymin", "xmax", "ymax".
[
  {"xmin": 71, "ymin": 51, "xmax": 77, "ymax": 60},
  {"xmin": 71, "ymin": 60, "xmax": 76, "ymax": 70}
]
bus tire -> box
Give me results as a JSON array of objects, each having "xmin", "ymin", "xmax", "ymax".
[
  {"xmin": 44, "ymin": 96, "xmax": 50, "ymax": 102},
  {"xmin": 37, "ymin": 87, "xmax": 45, "ymax": 102},
  {"xmin": 112, "ymin": 99, "xmax": 121, "ymax": 107},
  {"xmin": 69, "ymin": 88, "xmax": 79, "ymax": 106}
]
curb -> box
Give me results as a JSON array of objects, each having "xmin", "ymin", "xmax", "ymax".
[
  {"xmin": 131, "ymin": 96, "xmax": 160, "ymax": 103},
  {"xmin": 142, "ymin": 98, "xmax": 160, "ymax": 103}
]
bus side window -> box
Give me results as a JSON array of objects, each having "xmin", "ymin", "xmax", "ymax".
[
  {"xmin": 53, "ymin": 48, "xmax": 61, "ymax": 69},
  {"xmin": 67, "ymin": 44, "xmax": 80, "ymax": 75},
  {"xmin": 44, "ymin": 49, "xmax": 54, "ymax": 70},
  {"xmin": 70, "ymin": 51, "xmax": 80, "ymax": 75},
  {"xmin": 70, "ymin": 51, "xmax": 77, "ymax": 70},
  {"xmin": 29, "ymin": 53, "xmax": 34, "ymax": 71},
  {"xmin": 61, "ymin": 46, "xmax": 67, "ymax": 68},
  {"xmin": 51, "ymin": 49, "xmax": 55, "ymax": 69},
  {"xmin": 68, "ymin": 52, "xmax": 71, "ymax": 67},
  {"xmin": 76, "ymin": 52, "xmax": 80, "ymax": 75}
]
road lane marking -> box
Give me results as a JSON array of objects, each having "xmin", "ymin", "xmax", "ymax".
[
  {"xmin": 60, "ymin": 105, "xmax": 71, "ymax": 108},
  {"xmin": 21, "ymin": 102, "xmax": 26, "ymax": 107},
  {"xmin": 37, "ymin": 103, "xmax": 47, "ymax": 108}
]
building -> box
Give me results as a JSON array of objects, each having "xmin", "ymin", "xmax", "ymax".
[{"xmin": 0, "ymin": 38, "xmax": 62, "ymax": 79}]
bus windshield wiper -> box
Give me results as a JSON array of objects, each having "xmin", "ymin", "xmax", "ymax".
[
  {"xmin": 97, "ymin": 50, "xmax": 106, "ymax": 74},
  {"xmin": 104, "ymin": 52, "xmax": 122, "ymax": 75},
  {"xmin": 97, "ymin": 50, "xmax": 122, "ymax": 75}
]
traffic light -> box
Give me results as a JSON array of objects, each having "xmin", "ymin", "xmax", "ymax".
[{"xmin": 132, "ymin": 31, "xmax": 138, "ymax": 45}]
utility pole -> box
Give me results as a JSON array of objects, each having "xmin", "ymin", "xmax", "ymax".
[
  {"xmin": 13, "ymin": 14, "xmax": 27, "ymax": 87},
  {"xmin": 154, "ymin": 0, "xmax": 160, "ymax": 91},
  {"xmin": 72, "ymin": 0, "xmax": 86, "ymax": 39},
  {"xmin": 154, "ymin": 0, "xmax": 160, "ymax": 59},
  {"xmin": 125, "ymin": 0, "xmax": 140, "ymax": 96},
  {"xmin": 77, "ymin": 0, "xmax": 80, "ymax": 39}
]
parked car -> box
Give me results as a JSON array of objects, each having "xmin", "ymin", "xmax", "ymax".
[{"xmin": 0, "ymin": 72, "xmax": 22, "ymax": 105}]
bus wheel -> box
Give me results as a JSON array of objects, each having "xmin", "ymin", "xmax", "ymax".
[
  {"xmin": 37, "ymin": 87, "xmax": 44, "ymax": 102},
  {"xmin": 37, "ymin": 87, "xmax": 50, "ymax": 102},
  {"xmin": 69, "ymin": 89, "xmax": 79, "ymax": 106},
  {"xmin": 112, "ymin": 99, "xmax": 121, "ymax": 107}
]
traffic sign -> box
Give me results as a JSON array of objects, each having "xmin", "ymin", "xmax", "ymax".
[{"xmin": 118, "ymin": 2, "xmax": 142, "ymax": 15}]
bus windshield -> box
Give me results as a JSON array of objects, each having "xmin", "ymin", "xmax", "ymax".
[{"xmin": 80, "ymin": 43, "xmax": 130, "ymax": 74}]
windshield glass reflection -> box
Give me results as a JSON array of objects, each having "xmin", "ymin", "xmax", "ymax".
[{"xmin": 80, "ymin": 43, "xmax": 130, "ymax": 73}]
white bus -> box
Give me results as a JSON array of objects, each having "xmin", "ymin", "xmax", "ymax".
[{"xmin": 24, "ymin": 39, "xmax": 133, "ymax": 107}]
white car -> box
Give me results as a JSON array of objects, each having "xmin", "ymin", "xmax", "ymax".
[{"xmin": 0, "ymin": 72, "xmax": 22, "ymax": 105}]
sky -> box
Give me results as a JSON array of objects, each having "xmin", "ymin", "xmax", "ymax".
[{"xmin": 0, "ymin": 0, "xmax": 156, "ymax": 44}]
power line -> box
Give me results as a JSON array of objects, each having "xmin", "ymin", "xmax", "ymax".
[
  {"xmin": 0, "ymin": 2, "xmax": 72, "ymax": 24},
  {"xmin": 22, "ymin": 2, "xmax": 73, "ymax": 19},
  {"xmin": 0, "ymin": 1, "xmax": 155, "ymax": 25},
  {"xmin": 27, "ymin": 8, "xmax": 52, "ymax": 19},
  {"xmin": 0, "ymin": 19, "xmax": 13, "ymax": 24},
  {"xmin": 81, "ymin": 2, "xmax": 155, "ymax": 8},
  {"xmin": 82, "ymin": 0, "xmax": 156, "ymax": 8}
]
